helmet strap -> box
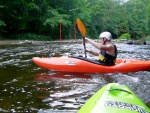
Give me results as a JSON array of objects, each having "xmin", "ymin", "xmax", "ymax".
[{"xmin": 102, "ymin": 38, "xmax": 107, "ymax": 45}]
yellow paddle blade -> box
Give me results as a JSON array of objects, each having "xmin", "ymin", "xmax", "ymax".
[{"xmin": 76, "ymin": 18, "xmax": 86, "ymax": 37}]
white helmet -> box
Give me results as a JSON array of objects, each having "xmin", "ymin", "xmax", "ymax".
[{"xmin": 99, "ymin": 31, "xmax": 112, "ymax": 40}]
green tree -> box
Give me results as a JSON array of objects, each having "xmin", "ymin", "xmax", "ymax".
[
  {"xmin": 146, "ymin": 2, "xmax": 150, "ymax": 35},
  {"xmin": 125, "ymin": 0, "xmax": 148, "ymax": 39},
  {"xmin": 1, "ymin": 0, "xmax": 28, "ymax": 35},
  {"xmin": 0, "ymin": 0, "xmax": 149, "ymax": 40},
  {"xmin": 0, "ymin": 4, "xmax": 6, "ymax": 33},
  {"xmin": 84, "ymin": 0, "xmax": 123, "ymax": 38}
]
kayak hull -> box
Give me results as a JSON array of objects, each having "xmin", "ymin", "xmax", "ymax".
[
  {"xmin": 32, "ymin": 56, "xmax": 150, "ymax": 73},
  {"xmin": 78, "ymin": 83, "xmax": 150, "ymax": 113}
]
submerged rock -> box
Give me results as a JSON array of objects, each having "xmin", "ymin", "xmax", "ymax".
[{"xmin": 127, "ymin": 40, "xmax": 147, "ymax": 45}]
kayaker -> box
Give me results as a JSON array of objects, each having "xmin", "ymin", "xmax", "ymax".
[{"xmin": 84, "ymin": 31, "xmax": 117, "ymax": 66}]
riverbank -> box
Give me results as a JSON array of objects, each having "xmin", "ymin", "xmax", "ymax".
[
  {"xmin": 0, "ymin": 39, "xmax": 149, "ymax": 45},
  {"xmin": 0, "ymin": 39, "xmax": 81, "ymax": 45}
]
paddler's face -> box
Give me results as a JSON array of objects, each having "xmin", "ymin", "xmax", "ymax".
[
  {"xmin": 100, "ymin": 37, "xmax": 105, "ymax": 43},
  {"xmin": 100, "ymin": 38, "xmax": 103, "ymax": 43}
]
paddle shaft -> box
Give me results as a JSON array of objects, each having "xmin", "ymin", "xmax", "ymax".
[{"xmin": 83, "ymin": 37, "xmax": 87, "ymax": 58}]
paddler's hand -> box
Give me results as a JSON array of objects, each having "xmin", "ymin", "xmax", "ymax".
[
  {"xmin": 85, "ymin": 49, "xmax": 91, "ymax": 53},
  {"xmin": 84, "ymin": 37, "xmax": 89, "ymax": 43}
]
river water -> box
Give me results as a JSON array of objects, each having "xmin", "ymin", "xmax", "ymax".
[{"xmin": 0, "ymin": 40, "xmax": 150, "ymax": 113}]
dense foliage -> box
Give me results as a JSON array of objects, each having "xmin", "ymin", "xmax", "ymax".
[{"xmin": 0, "ymin": 0, "xmax": 149, "ymax": 40}]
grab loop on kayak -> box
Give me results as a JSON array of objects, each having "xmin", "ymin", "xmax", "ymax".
[{"xmin": 108, "ymin": 88, "xmax": 132, "ymax": 95}]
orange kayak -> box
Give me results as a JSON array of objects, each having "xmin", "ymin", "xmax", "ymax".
[{"xmin": 32, "ymin": 56, "xmax": 150, "ymax": 73}]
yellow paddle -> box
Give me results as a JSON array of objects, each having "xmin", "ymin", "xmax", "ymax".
[{"xmin": 76, "ymin": 18, "xmax": 87, "ymax": 57}]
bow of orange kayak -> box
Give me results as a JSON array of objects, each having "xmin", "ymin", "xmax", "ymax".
[{"xmin": 78, "ymin": 83, "xmax": 150, "ymax": 113}]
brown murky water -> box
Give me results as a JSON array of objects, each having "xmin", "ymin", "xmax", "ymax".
[{"xmin": 0, "ymin": 41, "xmax": 149, "ymax": 112}]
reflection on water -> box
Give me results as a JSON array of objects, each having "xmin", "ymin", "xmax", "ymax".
[
  {"xmin": 0, "ymin": 41, "xmax": 149, "ymax": 112},
  {"xmin": 34, "ymin": 72, "xmax": 109, "ymax": 113}
]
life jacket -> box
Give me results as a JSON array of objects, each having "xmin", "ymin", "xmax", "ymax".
[{"xmin": 98, "ymin": 45, "xmax": 117, "ymax": 66}]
